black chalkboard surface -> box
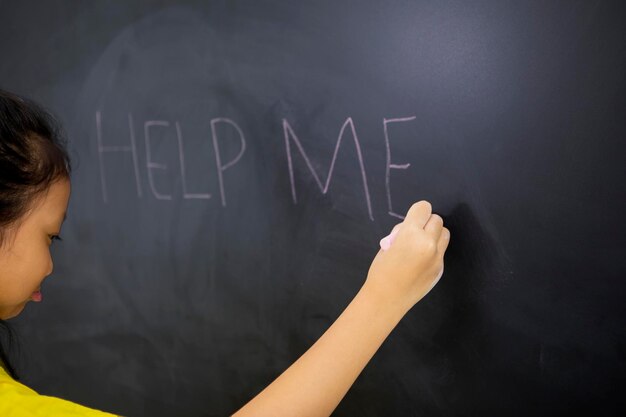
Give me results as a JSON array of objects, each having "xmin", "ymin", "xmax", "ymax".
[{"xmin": 1, "ymin": 1, "xmax": 625, "ymax": 416}]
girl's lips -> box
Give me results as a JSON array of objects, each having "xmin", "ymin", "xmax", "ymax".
[{"xmin": 31, "ymin": 290, "xmax": 42, "ymax": 302}]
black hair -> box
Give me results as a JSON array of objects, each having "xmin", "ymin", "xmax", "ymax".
[{"xmin": 0, "ymin": 88, "xmax": 71, "ymax": 379}]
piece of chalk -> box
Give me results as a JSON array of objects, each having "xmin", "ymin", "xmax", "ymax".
[{"xmin": 379, "ymin": 229, "xmax": 399, "ymax": 251}]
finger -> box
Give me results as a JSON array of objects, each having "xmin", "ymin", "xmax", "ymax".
[
  {"xmin": 390, "ymin": 222, "xmax": 403, "ymax": 235},
  {"xmin": 438, "ymin": 227, "xmax": 450, "ymax": 254},
  {"xmin": 424, "ymin": 213, "xmax": 444, "ymax": 240},
  {"xmin": 403, "ymin": 200, "xmax": 432, "ymax": 229}
]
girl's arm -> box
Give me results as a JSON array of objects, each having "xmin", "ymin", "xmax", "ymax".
[{"xmin": 232, "ymin": 201, "xmax": 450, "ymax": 417}]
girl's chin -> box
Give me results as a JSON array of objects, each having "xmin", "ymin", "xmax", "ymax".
[{"xmin": 0, "ymin": 303, "xmax": 26, "ymax": 320}]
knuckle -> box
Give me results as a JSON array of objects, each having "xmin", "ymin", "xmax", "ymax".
[
  {"xmin": 421, "ymin": 239, "xmax": 438, "ymax": 255},
  {"xmin": 405, "ymin": 221, "xmax": 420, "ymax": 233}
]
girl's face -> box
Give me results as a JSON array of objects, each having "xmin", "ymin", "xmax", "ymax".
[{"xmin": 0, "ymin": 179, "xmax": 70, "ymax": 319}]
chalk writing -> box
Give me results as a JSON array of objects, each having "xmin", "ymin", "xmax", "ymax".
[
  {"xmin": 95, "ymin": 112, "xmax": 416, "ymax": 220},
  {"xmin": 176, "ymin": 121, "xmax": 211, "ymax": 200},
  {"xmin": 96, "ymin": 111, "xmax": 143, "ymax": 203},
  {"xmin": 384, "ymin": 117, "xmax": 416, "ymax": 220},
  {"xmin": 283, "ymin": 117, "xmax": 373, "ymax": 221},
  {"xmin": 145, "ymin": 120, "xmax": 172, "ymax": 200},
  {"xmin": 211, "ymin": 118, "xmax": 247, "ymax": 207}
]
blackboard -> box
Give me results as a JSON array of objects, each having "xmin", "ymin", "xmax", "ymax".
[{"xmin": 2, "ymin": 1, "xmax": 625, "ymax": 416}]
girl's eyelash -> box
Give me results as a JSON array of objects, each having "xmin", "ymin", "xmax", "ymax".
[{"xmin": 51, "ymin": 235, "xmax": 62, "ymax": 242}]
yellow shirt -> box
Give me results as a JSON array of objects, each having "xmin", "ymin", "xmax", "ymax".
[{"xmin": 0, "ymin": 366, "xmax": 117, "ymax": 417}]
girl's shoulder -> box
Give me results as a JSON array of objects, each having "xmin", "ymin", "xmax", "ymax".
[{"xmin": 0, "ymin": 366, "xmax": 118, "ymax": 417}]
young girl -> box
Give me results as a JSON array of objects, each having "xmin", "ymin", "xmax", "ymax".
[{"xmin": 0, "ymin": 89, "xmax": 450, "ymax": 417}]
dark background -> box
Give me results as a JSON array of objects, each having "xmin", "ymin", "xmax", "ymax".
[{"xmin": 1, "ymin": 1, "xmax": 625, "ymax": 416}]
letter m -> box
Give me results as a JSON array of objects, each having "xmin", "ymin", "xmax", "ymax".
[{"xmin": 282, "ymin": 118, "xmax": 373, "ymax": 220}]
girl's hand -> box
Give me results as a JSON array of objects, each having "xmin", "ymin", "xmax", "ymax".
[
  {"xmin": 233, "ymin": 200, "xmax": 449, "ymax": 417},
  {"xmin": 364, "ymin": 201, "xmax": 450, "ymax": 313}
]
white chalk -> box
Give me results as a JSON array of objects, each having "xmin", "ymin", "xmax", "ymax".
[{"xmin": 379, "ymin": 229, "xmax": 399, "ymax": 251}]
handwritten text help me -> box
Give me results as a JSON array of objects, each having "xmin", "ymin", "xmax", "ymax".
[{"xmin": 96, "ymin": 112, "xmax": 416, "ymax": 221}]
